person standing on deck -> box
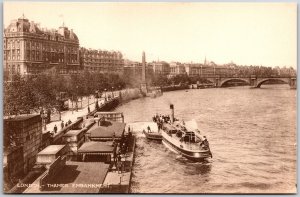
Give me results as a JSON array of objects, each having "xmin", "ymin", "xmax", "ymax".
[{"xmin": 147, "ymin": 125, "xmax": 151, "ymax": 133}]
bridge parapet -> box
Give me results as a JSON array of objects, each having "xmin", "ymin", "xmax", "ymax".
[
  {"xmin": 254, "ymin": 77, "xmax": 296, "ymax": 89},
  {"xmin": 198, "ymin": 76, "xmax": 297, "ymax": 89}
]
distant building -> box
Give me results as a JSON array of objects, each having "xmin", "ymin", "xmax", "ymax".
[
  {"xmin": 124, "ymin": 59, "xmax": 154, "ymax": 86},
  {"xmin": 3, "ymin": 15, "xmax": 80, "ymax": 78},
  {"xmin": 169, "ymin": 62, "xmax": 186, "ymax": 76},
  {"xmin": 124, "ymin": 59, "xmax": 142, "ymax": 80},
  {"xmin": 149, "ymin": 61, "xmax": 170, "ymax": 76},
  {"xmin": 183, "ymin": 61, "xmax": 232, "ymax": 78},
  {"xmin": 4, "ymin": 114, "xmax": 42, "ymax": 174},
  {"xmin": 184, "ymin": 63, "xmax": 200, "ymax": 77},
  {"xmin": 80, "ymin": 47, "xmax": 124, "ymax": 75}
]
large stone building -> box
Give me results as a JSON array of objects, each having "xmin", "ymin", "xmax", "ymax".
[
  {"xmin": 3, "ymin": 16, "xmax": 80, "ymax": 78},
  {"xmin": 183, "ymin": 61, "xmax": 233, "ymax": 78},
  {"xmin": 184, "ymin": 63, "xmax": 201, "ymax": 77},
  {"xmin": 80, "ymin": 47, "xmax": 124, "ymax": 75},
  {"xmin": 169, "ymin": 62, "xmax": 186, "ymax": 76},
  {"xmin": 148, "ymin": 61, "xmax": 170, "ymax": 76},
  {"xmin": 124, "ymin": 59, "xmax": 142, "ymax": 80}
]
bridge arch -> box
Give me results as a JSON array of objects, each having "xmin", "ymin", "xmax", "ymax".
[
  {"xmin": 219, "ymin": 78, "xmax": 250, "ymax": 87},
  {"xmin": 256, "ymin": 78, "xmax": 290, "ymax": 88},
  {"xmin": 204, "ymin": 78, "xmax": 215, "ymax": 84}
]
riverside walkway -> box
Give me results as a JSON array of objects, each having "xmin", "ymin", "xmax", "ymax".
[{"xmin": 44, "ymin": 97, "xmax": 105, "ymax": 135}]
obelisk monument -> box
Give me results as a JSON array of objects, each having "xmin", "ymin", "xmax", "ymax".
[{"xmin": 140, "ymin": 51, "xmax": 147, "ymax": 94}]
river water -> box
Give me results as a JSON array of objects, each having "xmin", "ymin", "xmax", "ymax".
[{"xmin": 114, "ymin": 84, "xmax": 297, "ymax": 194}]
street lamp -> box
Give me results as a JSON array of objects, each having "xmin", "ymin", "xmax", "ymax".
[
  {"xmin": 41, "ymin": 110, "xmax": 47, "ymax": 131},
  {"xmin": 104, "ymin": 89, "xmax": 107, "ymax": 101},
  {"xmin": 76, "ymin": 85, "xmax": 79, "ymax": 112},
  {"xmin": 112, "ymin": 86, "xmax": 114, "ymax": 98}
]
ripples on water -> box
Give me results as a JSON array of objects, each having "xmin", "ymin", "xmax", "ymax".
[{"xmin": 115, "ymin": 84, "xmax": 296, "ymax": 193}]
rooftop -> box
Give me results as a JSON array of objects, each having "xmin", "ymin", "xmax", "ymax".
[
  {"xmin": 38, "ymin": 145, "xmax": 66, "ymax": 155},
  {"xmin": 78, "ymin": 141, "xmax": 114, "ymax": 153},
  {"xmin": 88, "ymin": 121, "xmax": 125, "ymax": 138},
  {"xmin": 24, "ymin": 161, "xmax": 109, "ymax": 193},
  {"xmin": 63, "ymin": 129, "xmax": 83, "ymax": 137}
]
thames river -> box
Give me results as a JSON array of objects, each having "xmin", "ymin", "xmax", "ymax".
[{"xmin": 115, "ymin": 84, "xmax": 296, "ymax": 193}]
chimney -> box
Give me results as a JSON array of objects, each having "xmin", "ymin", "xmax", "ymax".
[{"xmin": 170, "ymin": 104, "xmax": 174, "ymax": 123}]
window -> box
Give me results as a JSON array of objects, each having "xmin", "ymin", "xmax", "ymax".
[
  {"xmin": 32, "ymin": 51, "xmax": 35, "ymax": 60},
  {"xmin": 27, "ymin": 50, "xmax": 30, "ymax": 60}
]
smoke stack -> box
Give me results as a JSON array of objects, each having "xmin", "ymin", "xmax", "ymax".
[{"xmin": 170, "ymin": 104, "xmax": 174, "ymax": 123}]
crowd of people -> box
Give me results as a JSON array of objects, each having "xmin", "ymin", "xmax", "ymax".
[
  {"xmin": 113, "ymin": 127, "xmax": 133, "ymax": 173},
  {"xmin": 152, "ymin": 114, "xmax": 173, "ymax": 130},
  {"xmin": 52, "ymin": 119, "xmax": 73, "ymax": 135}
]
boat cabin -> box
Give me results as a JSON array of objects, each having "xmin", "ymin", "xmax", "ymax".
[{"xmin": 163, "ymin": 123, "xmax": 200, "ymax": 143}]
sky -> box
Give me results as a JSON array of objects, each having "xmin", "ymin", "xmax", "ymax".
[{"xmin": 3, "ymin": 2, "xmax": 297, "ymax": 68}]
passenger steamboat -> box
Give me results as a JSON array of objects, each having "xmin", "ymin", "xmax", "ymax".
[{"xmin": 155, "ymin": 104, "xmax": 212, "ymax": 161}]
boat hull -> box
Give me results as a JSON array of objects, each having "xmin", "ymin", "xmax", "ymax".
[
  {"xmin": 162, "ymin": 133, "xmax": 211, "ymax": 161},
  {"xmin": 143, "ymin": 130, "xmax": 162, "ymax": 141}
]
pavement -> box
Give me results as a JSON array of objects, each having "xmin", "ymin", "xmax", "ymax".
[
  {"xmin": 44, "ymin": 88, "xmax": 140, "ymax": 135},
  {"xmin": 44, "ymin": 97, "xmax": 105, "ymax": 134}
]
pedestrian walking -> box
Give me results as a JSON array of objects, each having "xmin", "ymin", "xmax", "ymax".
[
  {"xmin": 54, "ymin": 125, "xmax": 57, "ymax": 133},
  {"xmin": 61, "ymin": 121, "xmax": 64, "ymax": 129}
]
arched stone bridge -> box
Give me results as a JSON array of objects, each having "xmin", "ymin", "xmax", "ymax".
[{"xmin": 204, "ymin": 76, "xmax": 297, "ymax": 89}]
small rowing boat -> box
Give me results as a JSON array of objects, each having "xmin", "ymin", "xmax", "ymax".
[{"xmin": 143, "ymin": 130, "xmax": 162, "ymax": 141}]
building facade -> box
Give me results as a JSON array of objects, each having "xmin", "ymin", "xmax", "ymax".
[
  {"xmin": 80, "ymin": 47, "xmax": 124, "ymax": 75},
  {"xmin": 184, "ymin": 63, "xmax": 201, "ymax": 77},
  {"xmin": 4, "ymin": 16, "xmax": 80, "ymax": 79},
  {"xmin": 149, "ymin": 61, "xmax": 170, "ymax": 76},
  {"xmin": 169, "ymin": 62, "xmax": 186, "ymax": 76},
  {"xmin": 124, "ymin": 59, "xmax": 142, "ymax": 80}
]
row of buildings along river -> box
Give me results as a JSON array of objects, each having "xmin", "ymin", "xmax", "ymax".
[{"xmin": 4, "ymin": 15, "xmax": 296, "ymax": 81}]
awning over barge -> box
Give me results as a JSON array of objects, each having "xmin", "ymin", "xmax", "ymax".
[
  {"xmin": 78, "ymin": 141, "xmax": 115, "ymax": 155},
  {"xmin": 86, "ymin": 121, "xmax": 126, "ymax": 140}
]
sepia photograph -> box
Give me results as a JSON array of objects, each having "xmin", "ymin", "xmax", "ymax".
[{"xmin": 3, "ymin": 1, "xmax": 297, "ymax": 194}]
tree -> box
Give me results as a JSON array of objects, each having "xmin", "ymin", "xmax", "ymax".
[{"xmin": 4, "ymin": 74, "xmax": 36, "ymax": 116}]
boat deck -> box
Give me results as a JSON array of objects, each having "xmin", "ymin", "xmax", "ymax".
[{"xmin": 166, "ymin": 133, "xmax": 204, "ymax": 151}]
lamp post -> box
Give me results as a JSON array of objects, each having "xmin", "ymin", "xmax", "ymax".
[
  {"xmin": 112, "ymin": 86, "xmax": 114, "ymax": 98},
  {"xmin": 41, "ymin": 111, "xmax": 47, "ymax": 131},
  {"xmin": 75, "ymin": 86, "xmax": 79, "ymax": 112},
  {"xmin": 95, "ymin": 90, "xmax": 99, "ymax": 111},
  {"xmin": 118, "ymin": 85, "xmax": 121, "ymax": 98},
  {"xmin": 104, "ymin": 88, "xmax": 107, "ymax": 101}
]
